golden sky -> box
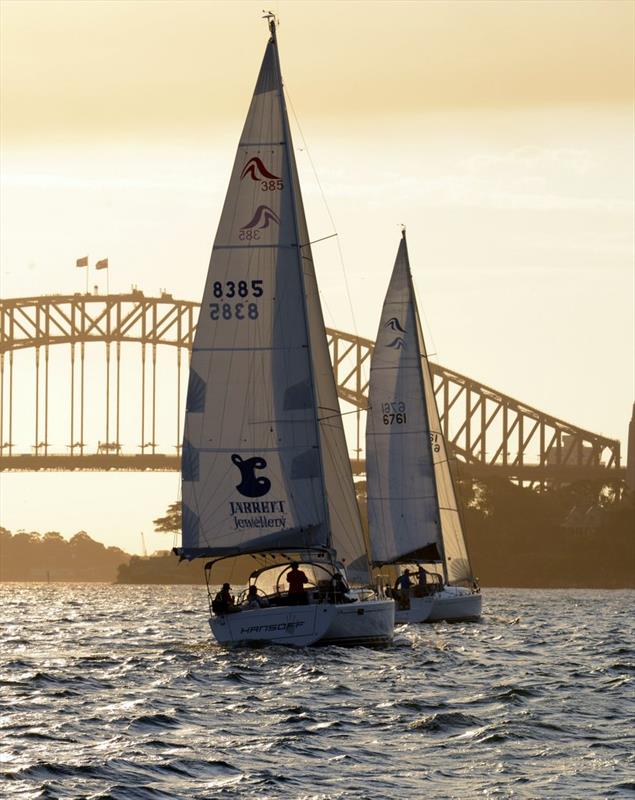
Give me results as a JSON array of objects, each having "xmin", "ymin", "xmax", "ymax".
[
  {"xmin": 1, "ymin": 0, "xmax": 633, "ymax": 552},
  {"xmin": 2, "ymin": 0, "xmax": 634, "ymax": 145}
]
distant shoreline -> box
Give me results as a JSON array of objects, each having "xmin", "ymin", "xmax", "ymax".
[{"xmin": 2, "ymin": 579, "xmax": 633, "ymax": 589}]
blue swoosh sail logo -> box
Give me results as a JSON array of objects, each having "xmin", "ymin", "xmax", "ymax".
[{"xmin": 384, "ymin": 318, "xmax": 406, "ymax": 349}]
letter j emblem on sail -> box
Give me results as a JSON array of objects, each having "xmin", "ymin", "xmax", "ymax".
[{"xmin": 231, "ymin": 454, "xmax": 272, "ymax": 498}]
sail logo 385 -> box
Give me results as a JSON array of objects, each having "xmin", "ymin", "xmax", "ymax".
[
  {"xmin": 240, "ymin": 157, "xmax": 283, "ymax": 191},
  {"xmin": 239, "ymin": 205, "xmax": 280, "ymax": 240}
]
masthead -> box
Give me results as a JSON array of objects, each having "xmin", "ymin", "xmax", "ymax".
[{"xmin": 262, "ymin": 10, "xmax": 277, "ymax": 38}]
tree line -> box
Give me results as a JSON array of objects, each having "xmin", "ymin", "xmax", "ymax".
[
  {"xmin": 2, "ymin": 478, "xmax": 632, "ymax": 587},
  {"xmin": 121, "ymin": 479, "xmax": 634, "ymax": 588},
  {"xmin": 0, "ymin": 528, "xmax": 130, "ymax": 582}
]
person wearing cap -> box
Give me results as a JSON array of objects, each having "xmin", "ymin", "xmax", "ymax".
[
  {"xmin": 287, "ymin": 562, "xmax": 309, "ymax": 605},
  {"xmin": 213, "ymin": 582, "xmax": 236, "ymax": 614}
]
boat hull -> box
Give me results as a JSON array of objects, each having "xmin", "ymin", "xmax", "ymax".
[
  {"xmin": 394, "ymin": 595, "xmax": 435, "ymax": 624},
  {"xmin": 319, "ymin": 599, "xmax": 395, "ymax": 646},
  {"xmin": 209, "ymin": 603, "xmax": 336, "ymax": 647},
  {"xmin": 427, "ymin": 587, "xmax": 482, "ymax": 622}
]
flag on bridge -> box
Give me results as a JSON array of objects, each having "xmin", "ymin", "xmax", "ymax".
[
  {"xmin": 76, "ymin": 256, "xmax": 88, "ymax": 267},
  {"xmin": 95, "ymin": 258, "xmax": 109, "ymax": 270}
]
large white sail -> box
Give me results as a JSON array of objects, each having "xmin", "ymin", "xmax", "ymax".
[
  {"xmin": 366, "ymin": 233, "xmax": 472, "ymax": 584},
  {"xmin": 179, "ymin": 24, "xmax": 368, "ymax": 582}
]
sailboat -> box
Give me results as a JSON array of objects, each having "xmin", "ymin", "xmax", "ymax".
[
  {"xmin": 174, "ymin": 16, "xmax": 394, "ymax": 647},
  {"xmin": 366, "ymin": 231, "xmax": 482, "ymax": 624}
]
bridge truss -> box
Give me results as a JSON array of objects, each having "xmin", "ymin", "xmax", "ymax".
[{"xmin": 0, "ymin": 293, "xmax": 622, "ymax": 483}]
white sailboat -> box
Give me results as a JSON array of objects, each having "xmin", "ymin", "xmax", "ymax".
[
  {"xmin": 366, "ymin": 231, "xmax": 482, "ymax": 624},
  {"xmin": 174, "ymin": 16, "xmax": 394, "ymax": 647}
]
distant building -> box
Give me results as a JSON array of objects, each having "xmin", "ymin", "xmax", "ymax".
[
  {"xmin": 546, "ymin": 435, "xmax": 597, "ymax": 466},
  {"xmin": 626, "ymin": 403, "xmax": 635, "ymax": 492}
]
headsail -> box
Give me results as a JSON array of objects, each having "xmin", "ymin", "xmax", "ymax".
[
  {"xmin": 179, "ymin": 21, "xmax": 368, "ymax": 583},
  {"xmin": 366, "ymin": 233, "xmax": 473, "ymax": 584}
]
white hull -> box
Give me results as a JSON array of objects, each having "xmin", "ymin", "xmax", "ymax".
[
  {"xmin": 394, "ymin": 595, "xmax": 435, "ymax": 624},
  {"xmin": 319, "ymin": 599, "xmax": 395, "ymax": 646},
  {"xmin": 427, "ymin": 587, "xmax": 482, "ymax": 622},
  {"xmin": 210, "ymin": 603, "xmax": 336, "ymax": 647}
]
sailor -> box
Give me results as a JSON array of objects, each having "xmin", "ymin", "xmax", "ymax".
[
  {"xmin": 330, "ymin": 571, "xmax": 351, "ymax": 603},
  {"xmin": 395, "ymin": 569, "xmax": 412, "ymax": 607},
  {"xmin": 213, "ymin": 582, "xmax": 236, "ymax": 614},
  {"xmin": 244, "ymin": 584, "xmax": 268, "ymax": 609},
  {"xmin": 287, "ymin": 562, "xmax": 309, "ymax": 605},
  {"xmin": 416, "ymin": 565, "xmax": 430, "ymax": 595}
]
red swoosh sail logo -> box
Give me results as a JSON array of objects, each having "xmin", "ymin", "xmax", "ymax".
[
  {"xmin": 241, "ymin": 205, "xmax": 281, "ymax": 230},
  {"xmin": 240, "ymin": 157, "xmax": 280, "ymax": 181}
]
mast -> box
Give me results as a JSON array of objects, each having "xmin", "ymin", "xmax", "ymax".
[
  {"xmin": 403, "ymin": 230, "xmax": 449, "ymax": 584},
  {"xmin": 268, "ymin": 15, "xmax": 333, "ymax": 548}
]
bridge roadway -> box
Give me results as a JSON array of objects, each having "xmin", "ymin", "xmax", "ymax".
[
  {"xmin": 0, "ymin": 292, "xmax": 623, "ymax": 482},
  {"xmin": 0, "ymin": 453, "xmax": 625, "ymax": 484}
]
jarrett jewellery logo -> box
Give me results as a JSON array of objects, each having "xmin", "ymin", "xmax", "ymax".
[
  {"xmin": 231, "ymin": 454, "xmax": 271, "ymax": 498},
  {"xmin": 384, "ymin": 317, "xmax": 407, "ymax": 349},
  {"xmin": 229, "ymin": 454, "xmax": 287, "ymax": 531}
]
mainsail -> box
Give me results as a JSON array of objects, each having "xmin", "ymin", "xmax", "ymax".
[
  {"xmin": 366, "ymin": 233, "xmax": 473, "ymax": 584},
  {"xmin": 179, "ymin": 21, "xmax": 369, "ymax": 583}
]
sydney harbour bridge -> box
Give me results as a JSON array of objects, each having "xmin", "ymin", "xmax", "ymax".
[{"xmin": 0, "ymin": 291, "xmax": 624, "ymax": 485}]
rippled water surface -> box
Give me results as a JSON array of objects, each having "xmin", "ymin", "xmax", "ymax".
[{"xmin": 1, "ymin": 585, "xmax": 633, "ymax": 799}]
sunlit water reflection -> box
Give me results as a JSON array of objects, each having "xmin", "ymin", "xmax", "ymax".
[{"xmin": 1, "ymin": 585, "xmax": 633, "ymax": 798}]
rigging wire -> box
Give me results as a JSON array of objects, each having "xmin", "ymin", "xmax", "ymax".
[
  {"xmin": 284, "ymin": 86, "xmax": 359, "ymax": 339},
  {"xmin": 284, "ymin": 84, "xmax": 368, "ymax": 465}
]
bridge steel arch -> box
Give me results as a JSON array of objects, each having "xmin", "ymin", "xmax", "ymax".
[
  {"xmin": 0, "ymin": 293, "xmax": 622, "ymax": 483},
  {"xmin": 0, "ymin": 293, "xmax": 196, "ymax": 465}
]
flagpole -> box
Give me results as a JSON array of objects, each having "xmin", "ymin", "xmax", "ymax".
[{"xmin": 86, "ymin": 254, "xmax": 89, "ymax": 295}]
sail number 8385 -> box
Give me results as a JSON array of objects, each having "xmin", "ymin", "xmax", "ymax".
[
  {"xmin": 209, "ymin": 280, "xmax": 263, "ymax": 321},
  {"xmin": 210, "ymin": 303, "xmax": 259, "ymax": 320},
  {"xmin": 212, "ymin": 280, "xmax": 263, "ymax": 299},
  {"xmin": 381, "ymin": 401, "xmax": 407, "ymax": 425}
]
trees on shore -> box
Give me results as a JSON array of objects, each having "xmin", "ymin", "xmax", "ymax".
[
  {"xmin": 0, "ymin": 528, "xmax": 129, "ymax": 582},
  {"xmin": 3, "ymin": 480, "xmax": 631, "ymax": 587}
]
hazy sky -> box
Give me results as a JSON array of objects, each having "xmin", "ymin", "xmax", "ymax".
[{"xmin": 1, "ymin": 0, "xmax": 633, "ymax": 554}]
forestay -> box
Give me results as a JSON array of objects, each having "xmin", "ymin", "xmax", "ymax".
[
  {"xmin": 178, "ymin": 24, "xmax": 369, "ymax": 584},
  {"xmin": 366, "ymin": 233, "xmax": 472, "ymax": 584}
]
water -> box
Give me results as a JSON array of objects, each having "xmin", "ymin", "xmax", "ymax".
[{"xmin": 1, "ymin": 585, "xmax": 633, "ymax": 799}]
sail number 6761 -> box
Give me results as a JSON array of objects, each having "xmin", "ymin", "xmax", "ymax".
[{"xmin": 381, "ymin": 400, "xmax": 407, "ymax": 426}]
